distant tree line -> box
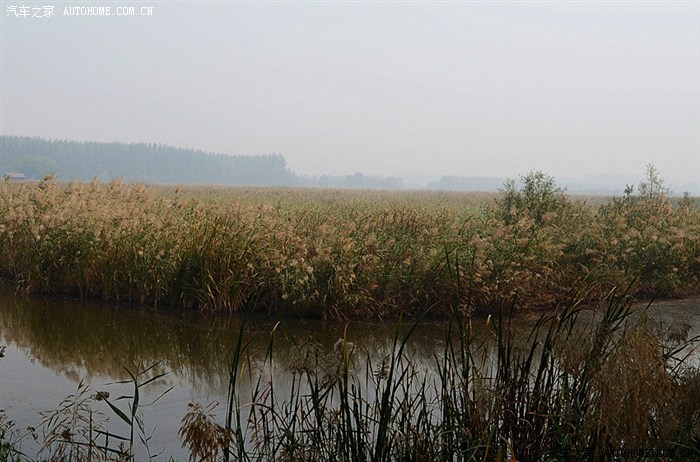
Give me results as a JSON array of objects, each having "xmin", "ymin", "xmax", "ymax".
[
  {"xmin": 0, "ymin": 136, "xmax": 410, "ymax": 189},
  {"xmin": 0, "ymin": 136, "xmax": 297, "ymax": 186}
]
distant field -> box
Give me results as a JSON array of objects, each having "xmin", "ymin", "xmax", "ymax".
[
  {"xmin": 152, "ymin": 184, "xmax": 501, "ymax": 209},
  {"xmin": 1, "ymin": 176, "xmax": 698, "ymax": 318}
]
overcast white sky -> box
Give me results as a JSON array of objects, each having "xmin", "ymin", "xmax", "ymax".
[{"xmin": 1, "ymin": 1, "xmax": 698, "ymax": 187}]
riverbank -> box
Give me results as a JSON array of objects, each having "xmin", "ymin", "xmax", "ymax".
[{"xmin": 0, "ymin": 173, "xmax": 698, "ymax": 318}]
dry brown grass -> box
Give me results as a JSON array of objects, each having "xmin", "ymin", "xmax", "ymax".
[
  {"xmin": 179, "ymin": 402, "xmax": 233, "ymax": 462},
  {"xmin": 0, "ymin": 177, "xmax": 698, "ymax": 318}
]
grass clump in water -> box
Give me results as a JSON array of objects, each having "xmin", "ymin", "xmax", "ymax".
[{"xmin": 172, "ymin": 288, "xmax": 700, "ymax": 461}]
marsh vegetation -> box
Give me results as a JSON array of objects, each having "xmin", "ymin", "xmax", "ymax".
[
  {"xmin": 0, "ymin": 168, "xmax": 697, "ymax": 318},
  {"xmin": 1, "ymin": 168, "xmax": 699, "ymax": 460}
]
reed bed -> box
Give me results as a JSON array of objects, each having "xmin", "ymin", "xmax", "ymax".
[
  {"xmin": 212, "ymin": 290, "xmax": 700, "ymax": 461},
  {"xmin": 1, "ymin": 173, "xmax": 699, "ymax": 318}
]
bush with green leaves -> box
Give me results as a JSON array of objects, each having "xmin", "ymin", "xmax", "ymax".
[{"xmin": 496, "ymin": 170, "xmax": 569, "ymax": 225}]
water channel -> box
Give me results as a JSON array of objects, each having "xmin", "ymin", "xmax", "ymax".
[{"xmin": 1, "ymin": 285, "xmax": 699, "ymax": 459}]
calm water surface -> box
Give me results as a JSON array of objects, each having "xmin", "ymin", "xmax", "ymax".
[{"xmin": 1, "ymin": 285, "xmax": 699, "ymax": 459}]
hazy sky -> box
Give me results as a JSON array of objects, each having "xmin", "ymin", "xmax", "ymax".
[{"xmin": 1, "ymin": 1, "xmax": 698, "ymax": 186}]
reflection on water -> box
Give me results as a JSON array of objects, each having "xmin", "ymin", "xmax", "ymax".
[
  {"xmin": 0, "ymin": 285, "xmax": 455, "ymax": 389},
  {"xmin": 1, "ymin": 284, "xmax": 699, "ymax": 459},
  {"xmin": 0, "ymin": 285, "xmax": 456, "ymax": 458}
]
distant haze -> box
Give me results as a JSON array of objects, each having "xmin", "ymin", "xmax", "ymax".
[{"xmin": 1, "ymin": 2, "xmax": 698, "ymax": 190}]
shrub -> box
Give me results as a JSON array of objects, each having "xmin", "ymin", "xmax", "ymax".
[{"xmin": 496, "ymin": 171, "xmax": 569, "ymax": 225}]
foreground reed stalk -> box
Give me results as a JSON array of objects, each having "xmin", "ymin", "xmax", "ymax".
[
  {"xmin": 2, "ymin": 289, "xmax": 699, "ymax": 461},
  {"xmin": 197, "ymin": 289, "xmax": 697, "ymax": 461}
]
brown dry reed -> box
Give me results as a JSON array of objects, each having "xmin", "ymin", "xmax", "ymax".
[
  {"xmin": 223, "ymin": 289, "xmax": 699, "ymax": 461},
  {"xmin": 0, "ymin": 171, "xmax": 698, "ymax": 318}
]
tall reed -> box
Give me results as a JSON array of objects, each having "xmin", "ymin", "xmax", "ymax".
[
  {"xmin": 175, "ymin": 288, "xmax": 700, "ymax": 461},
  {"xmin": 1, "ymin": 174, "xmax": 698, "ymax": 318}
]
